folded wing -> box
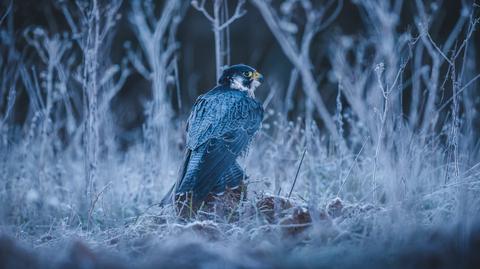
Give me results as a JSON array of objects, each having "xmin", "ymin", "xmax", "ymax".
[{"xmin": 167, "ymin": 87, "xmax": 263, "ymax": 206}]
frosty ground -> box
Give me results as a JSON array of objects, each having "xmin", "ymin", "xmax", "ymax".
[{"xmin": 2, "ymin": 114, "xmax": 480, "ymax": 268}]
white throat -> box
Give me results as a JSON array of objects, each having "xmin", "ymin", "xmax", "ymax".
[{"xmin": 230, "ymin": 76, "xmax": 260, "ymax": 98}]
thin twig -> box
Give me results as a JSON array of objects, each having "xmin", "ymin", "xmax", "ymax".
[
  {"xmin": 426, "ymin": 32, "xmax": 454, "ymax": 66},
  {"xmin": 288, "ymin": 148, "xmax": 307, "ymax": 198},
  {"xmin": 336, "ymin": 137, "xmax": 368, "ymax": 196},
  {"xmin": 262, "ymin": 86, "xmax": 275, "ymax": 110},
  {"xmin": 0, "ymin": 0, "xmax": 13, "ymax": 26},
  {"xmin": 436, "ymin": 72, "xmax": 480, "ymax": 112},
  {"xmin": 87, "ymin": 181, "xmax": 113, "ymax": 227}
]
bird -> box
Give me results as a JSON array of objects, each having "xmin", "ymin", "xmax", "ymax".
[{"xmin": 161, "ymin": 64, "xmax": 264, "ymax": 216}]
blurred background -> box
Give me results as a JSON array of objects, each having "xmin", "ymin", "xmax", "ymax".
[
  {"xmin": 1, "ymin": 1, "xmax": 480, "ymax": 268},
  {"xmin": 4, "ymin": 0, "xmax": 476, "ymax": 146}
]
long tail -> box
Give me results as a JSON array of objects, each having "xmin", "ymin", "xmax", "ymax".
[
  {"xmin": 161, "ymin": 131, "xmax": 249, "ymax": 207},
  {"xmin": 211, "ymin": 162, "xmax": 245, "ymax": 193},
  {"xmin": 159, "ymin": 149, "xmax": 192, "ymax": 207}
]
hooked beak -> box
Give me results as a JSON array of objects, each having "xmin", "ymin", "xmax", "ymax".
[{"xmin": 252, "ymin": 71, "xmax": 264, "ymax": 83}]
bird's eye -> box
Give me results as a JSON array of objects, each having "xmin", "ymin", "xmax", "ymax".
[{"xmin": 243, "ymin": 71, "xmax": 252, "ymax": 77}]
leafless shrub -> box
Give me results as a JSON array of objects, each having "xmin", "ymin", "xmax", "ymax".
[{"xmin": 192, "ymin": 0, "xmax": 246, "ymax": 80}]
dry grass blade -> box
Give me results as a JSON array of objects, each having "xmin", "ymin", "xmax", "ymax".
[{"xmin": 288, "ymin": 148, "xmax": 307, "ymax": 199}]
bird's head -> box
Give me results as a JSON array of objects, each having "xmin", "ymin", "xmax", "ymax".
[{"xmin": 218, "ymin": 64, "xmax": 264, "ymax": 97}]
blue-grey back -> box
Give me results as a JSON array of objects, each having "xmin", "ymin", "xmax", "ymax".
[{"xmin": 186, "ymin": 86, "xmax": 263, "ymax": 150}]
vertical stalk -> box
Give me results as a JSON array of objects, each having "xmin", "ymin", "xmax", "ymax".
[
  {"xmin": 213, "ymin": 0, "xmax": 222, "ymax": 81},
  {"xmin": 84, "ymin": 0, "xmax": 101, "ymax": 227},
  {"xmin": 39, "ymin": 60, "xmax": 54, "ymax": 167}
]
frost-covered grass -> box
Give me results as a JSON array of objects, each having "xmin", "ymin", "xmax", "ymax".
[
  {"xmin": 1, "ymin": 112, "xmax": 479, "ymax": 268},
  {"xmin": 1, "ymin": 0, "xmax": 480, "ymax": 268}
]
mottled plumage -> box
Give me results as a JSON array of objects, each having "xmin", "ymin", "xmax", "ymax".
[{"xmin": 161, "ymin": 64, "xmax": 264, "ymax": 210}]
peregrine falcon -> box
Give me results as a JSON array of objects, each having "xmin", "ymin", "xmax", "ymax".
[{"xmin": 161, "ymin": 64, "xmax": 264, "ymax": 214}]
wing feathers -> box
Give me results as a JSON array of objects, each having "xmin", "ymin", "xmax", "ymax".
[
  {"xmin": 177, "ymin": 130, "xmax": 250, "ymax": 204},
  {"xmin": 163, "ymin": 86, "xmax": 263, "ymax": 207}
]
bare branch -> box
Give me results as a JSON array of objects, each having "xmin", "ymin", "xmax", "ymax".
[
  {"xmin": 285, "ymin": 69, "xmax": 299, "ymax": 113},
  {"xmin": 153, "ymin": 0, "xmax": 178, "ymax": 43},
  {"xmin": 193, "ymin": 0, "xmax": 247, "ymax": 80},
  {"xmin": 126, "ymin": 45, "xmax": 151, "ymax": 80},
  {"xmin": 129, "ymin": 1, "xmax": 154, "ymax": 55},
  {"xmin": 318, "ymin": 0, "xmax": 344, "ymax": 32},
  {"xmin": 453, "ymin": 15, "xmax": 480, "ymax": 60},
  {"xmin": 0, "ymin": 0, "xmax": 12, "ymax": 26},
  {"xmin": 100, "ymin": 1, "xmax": 122, "ymax": 41},
  {"xmin": 218, "ymin": 0, "xmax": 246, "ymax": 30},
  {"xmin": 104, "ymin": 61, "xmax": 132, "ymax": 104},
  {"xmin": 252, "ymin": 0, "xmax": 343, "ymax": 141},
  {"xmin": 192, "ymin": 0, "xmax": 215, "ymax": 22},
  {"xmin": 426, "ymin": 32, "xmax": 454, "ymax": 66},
  {"xmin": 437, "ymin": 72, "xmax": 480, "ymax": 112}
]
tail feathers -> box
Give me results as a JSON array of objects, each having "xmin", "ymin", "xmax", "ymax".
[
  {"xmin": 160, "ymin": 149, "xmax": 192, "ymax": 207},
  {"xmin": 159, "ymin": 184, "xmax": 175, "ymax": 206},
  {"xmin": 163, "ymin": 131, "xmax": 249, "ymax": 207},
  {"xmin": 175, "ymin": 138, "xmax": 239, "ymax": 205},
  {"xmin": 211, "ymin": 162, "xmax": 245, "ymax": 194},
  {"xmin": 160, "ymin": 162, "xmax": 245, "ymax": 207}
]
